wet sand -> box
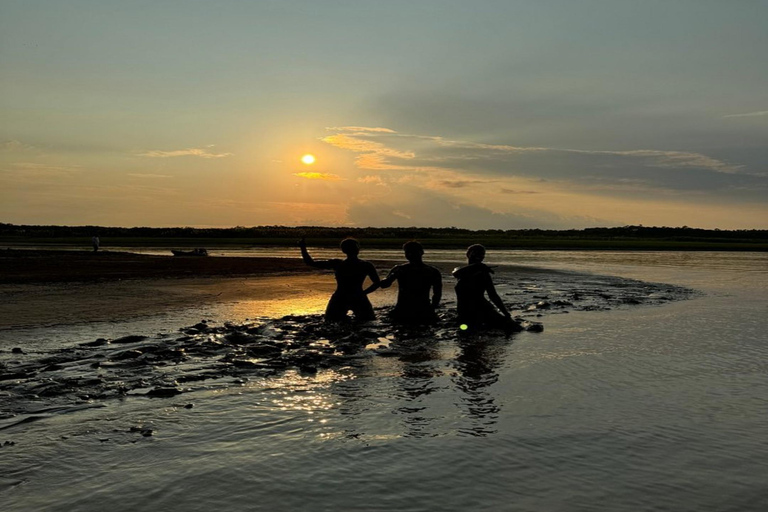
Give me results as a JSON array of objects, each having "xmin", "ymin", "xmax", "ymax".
[
  {"xmin": 0, "ymin": 249, "xmax": 313, "ymax": 284},
  {"xmin": 0, "ymin": 277, "xmax": 336, "ymax": 328},
  {"xmin": 0, "ymin": 250, "xmax": 319, "ymax": 328}
]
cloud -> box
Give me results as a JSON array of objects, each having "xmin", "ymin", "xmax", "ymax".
[
  {"xmin": 138, "ymin": 148, "xmax": 233, "ymax": 158},
  {"xmin": 320, "ymin": 126, "xmax": 759, "ymax": 196},
  {"xmin": 608, "ymin": 149, "xmax": 741, "ymax": 174},
  {"xmin": 127, "ymin": 173, "xmax": 173, "ymax": 179},
  {"xmin": 324, "ymin": 126, "xmax": 397, "ymax": 134},
  {"xmin": 0, "ymin": 162, "xmax": 83, "ymax": 184},
  {"xmin": 321, "ymin": 134, "xmax": 414, "ymax": 161},
  {"xmin": 346, "ymin": 184, "xmax": 611, "ymax": 229},
  {"xmin": 1, "ymin": 140, "xmax": 36, "ymax": 152},
  {"xmin": 500, "ymin": 188, "xmax": 540, "ymax": 194},
  {"xmin": 293, "ymin": 172, "xmax": 344, "ymax": 181},
  {"xmin": 434, "ymin": 139, "xmax": 741, "ymax": 174},
  {"xmin": 321, "ymin": 128, "xmax": 444, "ymax": 172},
  {"xmin": 438, "ymin": 179, "xmax": 491, "ymax": 188},
  {"xmin": 358, "ymin": 175, "xmax": 386, "ymax": 186},
  {"xmin": 723, "ymin": 110, "xmax": 768, "ymax": 118},
  {"xmin": 1, "ymin": 162, "xmax": 81, "ymax": 175}
]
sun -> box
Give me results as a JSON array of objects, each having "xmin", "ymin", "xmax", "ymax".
[{"xmin": 301, "ymin": 154, "xmax": 316, "ymax": 165}]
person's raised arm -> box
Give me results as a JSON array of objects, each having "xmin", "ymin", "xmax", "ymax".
[
  {"xmin": 431, "ymin": 268, "xmax": 443, "ymax": 309},
  {"xmin": 298, "ymin": 237, "xmax": 316, "ymax": 266},
  {"xmin": 363, "ymin": 262, "xmax": 382, "ymax": 295},
  {"xmin": 486, "ymin": 278, "xmax": 511, "ymax": 318},
  {"xmin": 299, "ymin": 238, "xmax": 334, "ymax": 269}
]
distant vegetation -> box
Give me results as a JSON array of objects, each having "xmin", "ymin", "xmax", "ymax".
[{"xmin": 1, "ymin": 223, "xmax": 767, "ymax": 251}]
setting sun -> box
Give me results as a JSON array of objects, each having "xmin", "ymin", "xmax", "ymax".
[{"xmin": 301, "ymin": 154, "xmax": 316, "ymax": 165}]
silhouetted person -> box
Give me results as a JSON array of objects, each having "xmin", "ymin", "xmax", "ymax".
[
  {"xmin": 376, "ymin": 241, "xmax": 442, "ymax": 324},
  {"xmin": 453, "ymin": 244, "xmax": 521, "ymax": 334},
  {"xmin": 91, "ymin": 235, "xmax": 100, "ymax": 253},
  {"xmin": 299, "ymin": 237, "xmax": 380, "ymax": 322}
]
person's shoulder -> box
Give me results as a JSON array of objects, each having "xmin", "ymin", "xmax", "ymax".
[{"xmin": 478, "ymin": 263, "xmax": 494, "ymax": 275}]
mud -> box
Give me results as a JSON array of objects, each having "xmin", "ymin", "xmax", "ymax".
[{"xmin": 0, "ymin": 270, "xmax": 695, "ymax": 421}]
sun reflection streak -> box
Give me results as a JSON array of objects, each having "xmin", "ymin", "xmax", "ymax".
[{"xmin": 267, "ymin": 369, "xmax": 352, "ymax": 416}]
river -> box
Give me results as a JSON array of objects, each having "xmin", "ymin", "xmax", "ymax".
[{"xmin": 1, "ymin": 251, "xmax": 766, "ymax": 511}]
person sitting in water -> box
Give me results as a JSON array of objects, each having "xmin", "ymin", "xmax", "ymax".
[
  {"xmin": 375, "ymin": 241, "xmax": 443, "ymax": 325},
  {"xmin": 453, "ymin": 244, "xmax": 522, "ymax": 334},
  {"xmin": 299, "ymin": 237, "xmax": 380, "ymax": 322}
]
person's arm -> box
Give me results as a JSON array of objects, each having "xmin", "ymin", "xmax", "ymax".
[
  {"xmin": 485, "ymin": 276, "xmax": 511, "ymax": 317},
  {"xmin": 298, "ymin": 238, "xmax": 334, "ymax": 269},
  {"xmin": 431, "ymin": 268, "xmax": 442, "ymax": 309},
  {"xmin": 379, "ymin": 266, "xmax": 398, "ymax": 289},
  {"xmin": 362, "ymin": 262, "xmax": 382, "ymax": 294}
]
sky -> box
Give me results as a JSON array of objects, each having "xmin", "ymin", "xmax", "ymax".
[{"xmin": 1, "ymin": 0, "xmax": 766, "ymax": 229}]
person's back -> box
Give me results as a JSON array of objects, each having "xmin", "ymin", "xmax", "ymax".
[
  {"xmin": 453, "ymin": 244, "xmax": 521, "ymax": 334},
  {"xmin": 380, "ymin": 241, "xmax": 442, "ymax": 324},
  {"xmin": 453, "ymin": 262, "xmax": 495, "ymax": 315},
  {"xmin": 299, "ymin": 237, "xmax": 380, "ymax": 322},
  {"xmin": 332, "ymin": 257, "xmax": 376, "ymax": 295}
]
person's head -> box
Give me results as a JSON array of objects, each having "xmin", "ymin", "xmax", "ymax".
[
  {"xmin": 466, "ymin": 244, "xmax": 486, "ymax": 263},
  {"xmin": 340, "ymin": 238, "xmax": 360, "ymax": 257},
  {"xmin": 403, "ymin": 241, "xmax": 424, "ymax": 263}
]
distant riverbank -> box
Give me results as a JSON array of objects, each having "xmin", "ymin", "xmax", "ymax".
[
  {"xmin": 2, "ymin": 223, "xmax": 767, "ymax": 252},
  {"xmin": 3, "ymin": 237, "xmax": 768, "ymax": 252}
]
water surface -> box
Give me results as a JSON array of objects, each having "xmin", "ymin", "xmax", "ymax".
[{"xmin": 1, "ymin": 251, "xmax": 766, "ymax": 511}]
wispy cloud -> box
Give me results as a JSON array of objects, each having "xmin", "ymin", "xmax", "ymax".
[
  {"xmin": 608, "ymin": 149, "xmax": 741, "ymax": 173},
  {"xmin": 294, "ymin": 172, "xmax": 344, "ymax": 181},
  {"xmin": 322, "ymin": 128, "xmax": 442, "ymax": 171},
  {"xmin": 138, "ymin": 148, "xmax": 233, "ymax": 158},
  {"xmin": 1, "ymin": 162, "xmax": 81, "ymax": 174},
  {"xmin": 434, "ymin": 139, "xmax": 741, "ymax": 174},
  {"xmin": 127, "ymin": 173, "xmax": 173, "ymax": 179},
  {"xmin": 358, "ymin": 175, "xmax": 386, "ymax": 186},
  {"xmin": 500, "ymin": 188, "xmax": 540, "ymax": 194},
  {"xmin": 325, "ymin": 126, "xmax": 397, "ymax": 133},
  {"xmin": 1, "ymin": 140, "xmax": 36, "ymax": 152},
  {"xmin": 321, "ymin": 127, "xmax": 747, "ymax": 185},
  {"xmin": 723, "ymin": 110, "xmax": 768, "ymax": 118},
  {"xmin": 438, "ymin": 179, "xmax": 492, "ymax": 188},
  {"xmin": 0, "ymin": 162, "xmax": 82, "ymax": 183}
]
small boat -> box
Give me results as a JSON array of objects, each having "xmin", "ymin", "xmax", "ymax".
[{"xmin": 171, "ymin": 248, "xmax": 209, "ymax": 257}]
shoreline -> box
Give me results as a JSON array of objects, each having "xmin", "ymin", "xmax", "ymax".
[{"xmin": 0, "ymin": 249, "xmax": 316, "ymax": 284}]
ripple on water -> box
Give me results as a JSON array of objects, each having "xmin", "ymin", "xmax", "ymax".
[{"xmin": 2, "ymin": 260, "xmax": 767, "ymax": 512}]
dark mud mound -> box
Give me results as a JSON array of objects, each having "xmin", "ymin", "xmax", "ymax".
[
  {"xmin": 0, "ymin": 311, "xmax": 541, "ymax": 417},
  {"xmin": 497, "ymin": 270, "xmax": 696, "ymax": 314}
]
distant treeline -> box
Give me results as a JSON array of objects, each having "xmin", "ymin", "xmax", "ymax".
[{"xmin": 2, "ymin": 223, "xmax": 767, "ymax": 243}]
